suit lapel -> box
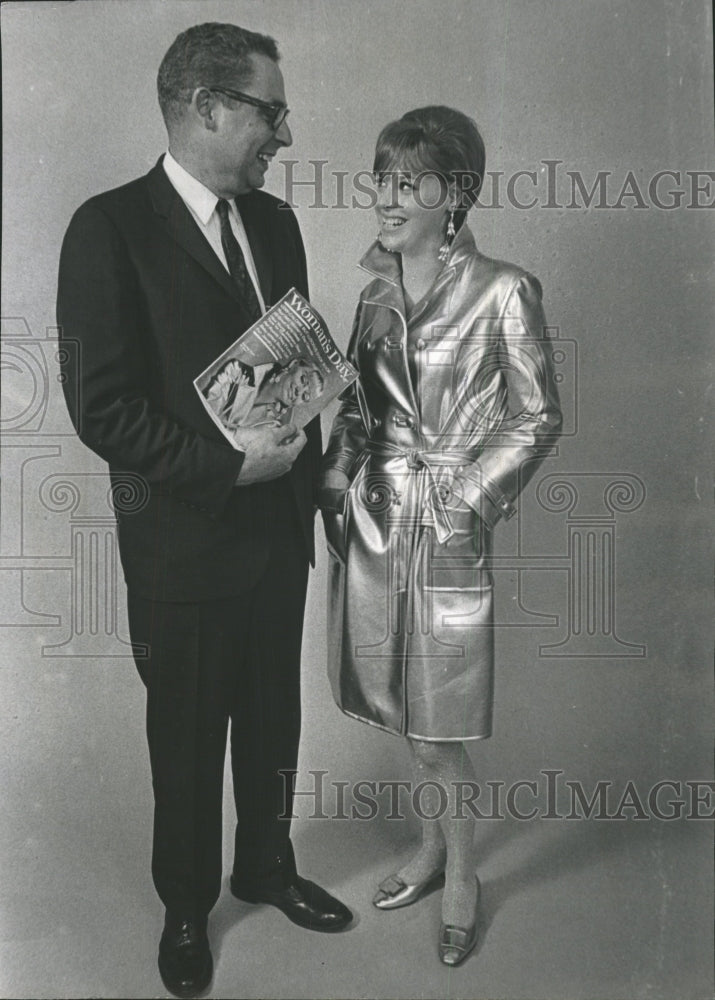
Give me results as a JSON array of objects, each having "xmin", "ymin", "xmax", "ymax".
[
  {"xmin": 236, "ymin": 192, "xmax": 274, "ymax": 306},
  {"xmin": 146, "ymin": 159, "xmax": 256, "ymax": 328}
]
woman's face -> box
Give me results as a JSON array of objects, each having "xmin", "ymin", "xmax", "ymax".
[{"xmin": 374, "ymin": 169, "xmax": 449, "ymax": 258}]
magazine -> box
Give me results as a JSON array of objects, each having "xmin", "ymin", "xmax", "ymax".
[{"xmin": 194, "ymin": 288, "xmax": 357, "ymax": 449}]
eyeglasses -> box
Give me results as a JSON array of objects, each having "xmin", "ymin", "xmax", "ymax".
[{"xmin": 208, "ymin": 86, "xmax": 290, "ymax": 130}]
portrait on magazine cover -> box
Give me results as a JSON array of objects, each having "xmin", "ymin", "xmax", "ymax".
[
  {"xmin": 194, "ymin": 287, "xmax": 353, "ymax": 449},
  {"xmin": 203, "ymin": 356, "xmax": 325, "ymax": 431}
]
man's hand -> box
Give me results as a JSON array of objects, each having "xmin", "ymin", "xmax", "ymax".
[{"xmin": 234, "ymin": 422, "xmax": 307, "ymax": 485}]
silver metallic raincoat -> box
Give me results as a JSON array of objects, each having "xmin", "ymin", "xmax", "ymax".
[{"xmin": 322, "ymin": 223, "xmax": 562, "ymax": 741}]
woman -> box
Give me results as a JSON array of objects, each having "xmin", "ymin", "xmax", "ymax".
[{"xmin": 319, "ymin": 107, "xmax": 562, "ymax": 965}]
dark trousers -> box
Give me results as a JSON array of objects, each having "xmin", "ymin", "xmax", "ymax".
[{"xmin": 127, "ymin": 497, "xmax": 308, "ymax": 916}]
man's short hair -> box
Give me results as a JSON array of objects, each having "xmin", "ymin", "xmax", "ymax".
[{"xmin": 157, "ymin": 22, "xmax": 279, "ymax": 127}]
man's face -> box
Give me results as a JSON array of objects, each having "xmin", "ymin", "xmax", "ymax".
[
  {"xmin": 278, "ymin": 364, "xmax": 323, "ymax": 406},
  {"xmin": 210, "ymin": 54, "xmax": 292, "ymax": 195}
]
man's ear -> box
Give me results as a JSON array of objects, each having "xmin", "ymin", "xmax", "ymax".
[{"xmin": 193, "ymin": 87, "xmax": 217, "ymax": 131}]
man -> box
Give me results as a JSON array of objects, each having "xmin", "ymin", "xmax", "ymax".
[
  {"xmin": 56, "ymin": 22, "xmax": 351, "ymax": 999},
  {"xmin": 204, "ymin": 356, "xmax": 325, "ymax": 430}
]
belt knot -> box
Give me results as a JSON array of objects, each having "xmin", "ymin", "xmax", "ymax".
[{"xmin": 405, "ymin": 449, "xmax": 425, "ymax": 470}]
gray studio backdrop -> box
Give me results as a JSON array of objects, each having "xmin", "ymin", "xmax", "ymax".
[{"xmin": 1, "ymin": 1, "xmax": 713, "ymax": 999}]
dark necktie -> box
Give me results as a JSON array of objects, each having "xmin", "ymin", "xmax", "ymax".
[{"xmin": 216, "ymin": 198, "xmax": 262, "ymax": 322}]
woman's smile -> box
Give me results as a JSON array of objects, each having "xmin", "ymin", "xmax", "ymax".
[{"xmin": 380, "ymin": 215, "xmax": 407, "ymax": 228}]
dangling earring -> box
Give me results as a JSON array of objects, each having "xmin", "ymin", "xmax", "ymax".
[{"xmin": 438, "ymin": 209, "xmax": 456, "ymax": 262}]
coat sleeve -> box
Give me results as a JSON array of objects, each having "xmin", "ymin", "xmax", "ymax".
[
  {"xmin": 56, "ymin": 199, "xmax": 245, "ymax": 518},
  {"xmin": 455, "ymin": 274, "xmax": 563, "ymax": 528},
  {"xmin": 319, "ymin": 298, "xmax": 370, "ymax": 482}
]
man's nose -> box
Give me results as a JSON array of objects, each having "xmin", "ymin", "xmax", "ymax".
[{"xmin": 275, "ymin": 118, "xmax": 292, "ymax": 147}]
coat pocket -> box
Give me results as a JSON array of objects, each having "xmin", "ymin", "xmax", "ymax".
[{"xmin": 422, "ymin": 582, "xmax": 493, "ymax": 630}]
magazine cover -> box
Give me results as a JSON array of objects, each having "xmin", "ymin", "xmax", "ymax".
[{"xmin": 194, "ymin": 288, "xmax": 357, "ymax": 448}]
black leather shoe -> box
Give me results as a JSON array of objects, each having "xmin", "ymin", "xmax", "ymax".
[
  {"xmin": 158, "ymin": 912, "xmax": 213, "ymax": 998},
  {"xmin": 230, "ymin": 873, "xmax": 352, "ymax": 932}
]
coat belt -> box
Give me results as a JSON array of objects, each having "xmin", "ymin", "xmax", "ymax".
[{"xmin": 364, "ymin": 440, "xmax": 478, "ymax": 543}]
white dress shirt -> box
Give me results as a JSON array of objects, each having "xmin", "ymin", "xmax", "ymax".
[{"xmin": 163, "ymin": 150, "xmax": 266, "ymax": 313}]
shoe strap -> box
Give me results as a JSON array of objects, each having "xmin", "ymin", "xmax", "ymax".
[
  {"xmin": 441, "ymin": 924, "xmax": 473, "ymax": 948},
  {"xmin": 379, "ymin": 875, "xmax": 407, "ymax": 895}
]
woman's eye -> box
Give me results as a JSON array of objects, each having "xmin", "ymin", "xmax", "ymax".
[{"xmin": 399, "ymin": 180, "xmax": 414, "ymax": 192}]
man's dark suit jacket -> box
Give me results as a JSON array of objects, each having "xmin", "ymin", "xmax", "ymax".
[{"xmin": 57, "ymin": 158, "xmax": 320, "ymax": 602}]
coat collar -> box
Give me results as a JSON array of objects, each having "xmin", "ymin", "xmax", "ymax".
[
  {"xmin": 355, "ymin": 223, "xmax": 478, "ymax": 423},
  {"xmin": 162, "ymin": 150, "xmax": 219, "ymax": 225},
  {"xmin": 358, "ymin": 221, "xmax": 478, "ymax": 327},
  {"xmin": 146, "ymin": 157, "xmax": 271, "ymax": 323},
  {"xmin": 358, "ymin": 220, "xmax": 477, "ymax": 285}
]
